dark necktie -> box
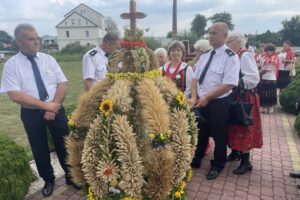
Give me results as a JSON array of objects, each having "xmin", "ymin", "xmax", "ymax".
[
  {"xmin": 27, "ymin": 55, "xmax": 49, "ymax": 101},
  {"xmin": 198, "ymin": 50, "xmax": 216, "ymax": 84}
]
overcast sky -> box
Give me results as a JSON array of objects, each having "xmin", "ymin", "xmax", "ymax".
[{"xmin": 0, "ymin": 0, "xmax": 299, "ymax": 38}]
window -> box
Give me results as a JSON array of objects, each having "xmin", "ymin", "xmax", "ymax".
[
  {"xmin": 65, "ymin": 21, "xmax": 67, "ymax": 25},
  {"xmin": 85, "ymin": 20, "xmax": 88, "ymax": 25},
  {"xmin": 66, "ymin": 31, "xmax": 69, "ymax": 37},
  {"xmin": 71, "ymin": 19, "xmax": 75, "ymax": 25},
  {"xmin": 78, "ymin": 19, "xmax": 81, "ymax": 25},
  {"xmin": 87, "ymin": 43, "xmax": 90, "ymax": 46},
  {"xmin": 85, "ymin": 30, "xmax": 89, "ymax": 37}
]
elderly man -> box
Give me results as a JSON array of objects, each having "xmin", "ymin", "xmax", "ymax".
[
  {"xmin": 82, "ymin": 32, "xmax": 120, "ymax": 91},
  {"xmin": 0, "ymin": 24, "xmax": 80, "ymax": 197},
  {"xmin": 189, "ymin": 22, "xmax": 240, "ymax": 180}
]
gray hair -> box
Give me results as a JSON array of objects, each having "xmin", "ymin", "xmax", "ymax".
[
  {"xmin": 14, "ymin": 23, "xmax": 36, "ymax": 40},
  {"xmin": 102, "ymin": 32, "xmax": 120, "ymax": 43},
  {"xmin": 227, "ymin": 32, "xmax": 248, "ymax": 48},
  {"xmin": 167, "ymin": 40, "xmax": 185, "ymax": 56},
  {"xmin": 154, "ymin": 48, "xmax": 167, "ymax": 56},
  {"xmin": 194, "ymin": 39, "xmax": 212, "ymax": 52}
]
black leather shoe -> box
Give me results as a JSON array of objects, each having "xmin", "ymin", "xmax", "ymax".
[
  {"xmin": 290, "ymin": 171, "xmax": 300, "ymax": 178},
  {"xmin": 297, "ymin": 184, "xmax": 300, "ymax": 189},
  {"xmin": 206, "ymin": 168, "xmax": 220, "ymax": 180},
  {"xmin": 66, "ymin": 179, "xmax": 82, "ymax": 190},
  {"xmin": 42, "ymin": 182, "xmax": 54, "ymax": 197},
  {"xmin": 191, "ymin": 158, "xmax": 201, "ymax": 168}
]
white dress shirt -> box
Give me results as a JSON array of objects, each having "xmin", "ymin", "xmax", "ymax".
[
  {"xmin": 82, "ymin": 46, "xmax": 108, "ymax": 85},
  {"xmin": 193, "ymin": 44, "xmax": 240, "ymax": 98},
  {"xmin": 161, "ymin": 61, "xmax": 193, "ymax": 98},
  {"xmin": 0, "ymin": 52, "xmax": 67, "ymax": 102},
  {"xmin": 240, "ymin": 52, "xmax": 260, "ymax": 89}
]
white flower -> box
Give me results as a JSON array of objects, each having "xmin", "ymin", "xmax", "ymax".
[{"xmin": 175, "ymin": 74, "xmax": 181, "ymax": 79}]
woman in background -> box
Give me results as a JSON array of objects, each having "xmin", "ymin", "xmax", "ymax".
[
  {"xmin": 226, "ymin": 32, "xmax": 262, "ymax": 175},
  {"xmin": 259, "ymin": 43, "xmax": 279, "ymax": 114},
  {"xmin": 154, "ymin": 47, "xmax": 168, "ymax": 68},
  {"xmin": 161, "ymin": 40, "xmax": 193, "ymax": 98},
  {"xmin": 189, "ymin": 39, "xmax": 212, "ymax": 69},
  {"xmin": 277, "ymin": 40, "xmax": 296, "ymax": 91}
]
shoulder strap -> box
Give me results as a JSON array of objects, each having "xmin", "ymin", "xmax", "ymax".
[{"xmin": 89, "ymin": 49, "xmax": 97, "ymax": 56}]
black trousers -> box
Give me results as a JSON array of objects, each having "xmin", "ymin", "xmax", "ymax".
[
  {"xmin": 21, "ymin": 106, "xmax": 69, "ymax": 183},
  {"xmin": 194, "ymin": 96, "xmax": 230, "ymax": 170}
]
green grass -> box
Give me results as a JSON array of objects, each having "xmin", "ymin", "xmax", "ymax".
[{"xmin": 0, "ymin": 61, "xmax": 84, "ymax": 157}]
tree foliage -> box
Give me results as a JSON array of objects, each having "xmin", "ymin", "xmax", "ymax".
[
  {"xmin": 144, "ymin": 37, "xmax": 162, "ymax": 50},
  {"xmin": 176, "ymin": 30, "xmax": 198, "ymax": 51},
  {"xmin": 60, "ymin": 42, "xmax": 94, "ymax": 54},
  {"xmin": 280, "ymin": 15, "xmax": 300, "ymax": 46},
  {"xmin": 209, "ymin": 12, "xmax": 234, "ymax": 30},
  {"xmin": 104, "ymin": 17, "xmax": 120, "ymax": 36},
  {"xmin": 191, "ymin": 14, "xmax": 207, "ymax": 38},
  {"xmin": 0, "ymin": 30, "xmax": 13, "ymax": 44}
]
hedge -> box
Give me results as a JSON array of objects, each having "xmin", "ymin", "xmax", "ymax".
[
  {"xmin": 295, "ymin": 114, "xmax": 300, "ymax": 137},
  {"xmin": 279, "ymin": 64, "xmax": 300, "ymax": 114},
  {"xmin": 0, "ymin": 134, "xmax": 32, "ymax": 200}
]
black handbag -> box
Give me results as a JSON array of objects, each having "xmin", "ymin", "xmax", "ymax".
[{"xmin": 229, "ymin": 73, "xmax": 253, "ymax": 127}]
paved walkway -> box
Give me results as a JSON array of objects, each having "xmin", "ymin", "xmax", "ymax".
[{"xmin": 25, "ymin": 107, "xmax": 300, "ymax": 200}]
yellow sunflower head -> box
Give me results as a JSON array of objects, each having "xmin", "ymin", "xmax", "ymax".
[
  {"xmin": 99, "ymin": 99, "xmax": 113, "ymax": 116},
  {"xmin": 176, "ymin": 91, "xmax": 186, "ymax": 105},
  {"xmin": 67, "ymin": 119, "xmax": 75, "ymax": 127},
  {"xmin": 149, "ymin": 133, "xmax": 155, "ymax": 140}
]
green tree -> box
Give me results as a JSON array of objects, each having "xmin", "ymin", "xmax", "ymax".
[
  {"xmin": 191, "ymin": 14, "xmax": 207, "ymax": 38},
  {"xmin": 176, "ymin": 30, "xmax": 198, "ymax": 52},
  {"xmin": 166, "ymin": 31, "xmax": 172, "ymax": 38},
  {"xmin": 256, "ymin": 30, "xmax": 281, "ymax": 46},
  {"xmin": 209, "ymin": 12, "xmax": 234, "ymax": 30},
  {"xmin": 144, "ymin": 37, "xmax": 162, "ymax": 50},
  {"xmin": 104, "ymin": 17, "xmax": 120, "ymax": 35},
  {"xmin": 280, "ymin": 15, "xmax": 300, "ymax": 46},
  {"xmin": 0, "ymin": 30, "xmax": 13, "ymax": 44}
]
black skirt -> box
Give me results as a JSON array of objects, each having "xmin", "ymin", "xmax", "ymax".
[
  {"xmin": 258, "ymin": 80, "xmax": 277, "ymax": 107},
  {"xmin": 277, "ymin": 70, "xmax": 291, "ymax": 89}
]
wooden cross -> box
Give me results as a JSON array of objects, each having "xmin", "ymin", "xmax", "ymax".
[{"xmin": 120, "ymin": 0, "xmax": 147, "ymax": 35}]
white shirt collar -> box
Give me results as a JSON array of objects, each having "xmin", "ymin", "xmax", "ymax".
[
  {"xmin": 213, "ymin": 44, "xmax": 227, "ymax": 55},
  {"xmin": 96, "ymin": 46, "xmax": 105, "ymax": 56}
]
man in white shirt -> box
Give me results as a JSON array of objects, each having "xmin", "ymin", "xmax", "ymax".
[
  {"xmin": 82, "ymin": 32, "xmax": 120, "ymax": 91},
  {"xmin": 189, "ymin": 22, "xmax": 240, "ymax": 180},
  {"xmin": 0, "ymin": 24, "xmax": 80, "ymax": 197}
]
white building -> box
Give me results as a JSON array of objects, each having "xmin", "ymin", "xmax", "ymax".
[{"xmin": 55, "ymin": 3, "xmax": 106, "ymax": 50}]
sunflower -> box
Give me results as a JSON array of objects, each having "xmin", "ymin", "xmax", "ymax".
[
  {"xmin": 99, "ymin": 99, "xmax": 113, "ymax": 116},
  {"xmin": 176, "ymin": 91, "xmax": 186, "ymax": 105},
  {"xmin": 67, "ymin": 119, "xmax": 75, "ymax": 127}
]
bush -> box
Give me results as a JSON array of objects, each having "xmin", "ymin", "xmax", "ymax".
[
  {"xmin": 295, "ymin": 114, "xmax": 300, "ymax": 137},
  {"xmin": 47, "ymin": 104, "xmax": 77, "ymax": 152},
  {"xmin": 0, "ymin": 134, "xmax": 31, "ymax": 200},
  {"xmin": 279, "ymin": 78, "xmax": 300, "ymax": 114},
  {"xmin": 279, "ymin": 63, "xmax": 300, "ymax": 114},
  {"xmin": 60, "ymin": 42, "xmax": 94, "ymax": 55},
  {"xmin": 144, "ymin": 37, "xmax": 162, "ymax": 50}
]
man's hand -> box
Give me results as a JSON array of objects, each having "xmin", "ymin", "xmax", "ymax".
[
  {"xmin": 44, "ymin": 111, "xmax": 56, "ymax": 121},
  {"xmin": 188, "ymin": 97, "xmax": 197, "ymax": 106},
  {"xmin": 195, "ymin": 96, "xmax": 209, "ymax": 108},
  {"xmin": 43, "ymin": 102, "xmax": 61, "ymax": 113}
]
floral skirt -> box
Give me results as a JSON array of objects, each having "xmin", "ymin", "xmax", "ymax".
[
  {"xmin": 258, "ymin": 80, "xmax": 277, "ymax": 107},
  {"xmin": 228, "ymin": 91, "xmax": 263, "ymax": 151},
  {"xmin": 277, "ymin": 70, "xmax": 291, "ymax": 89}
]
